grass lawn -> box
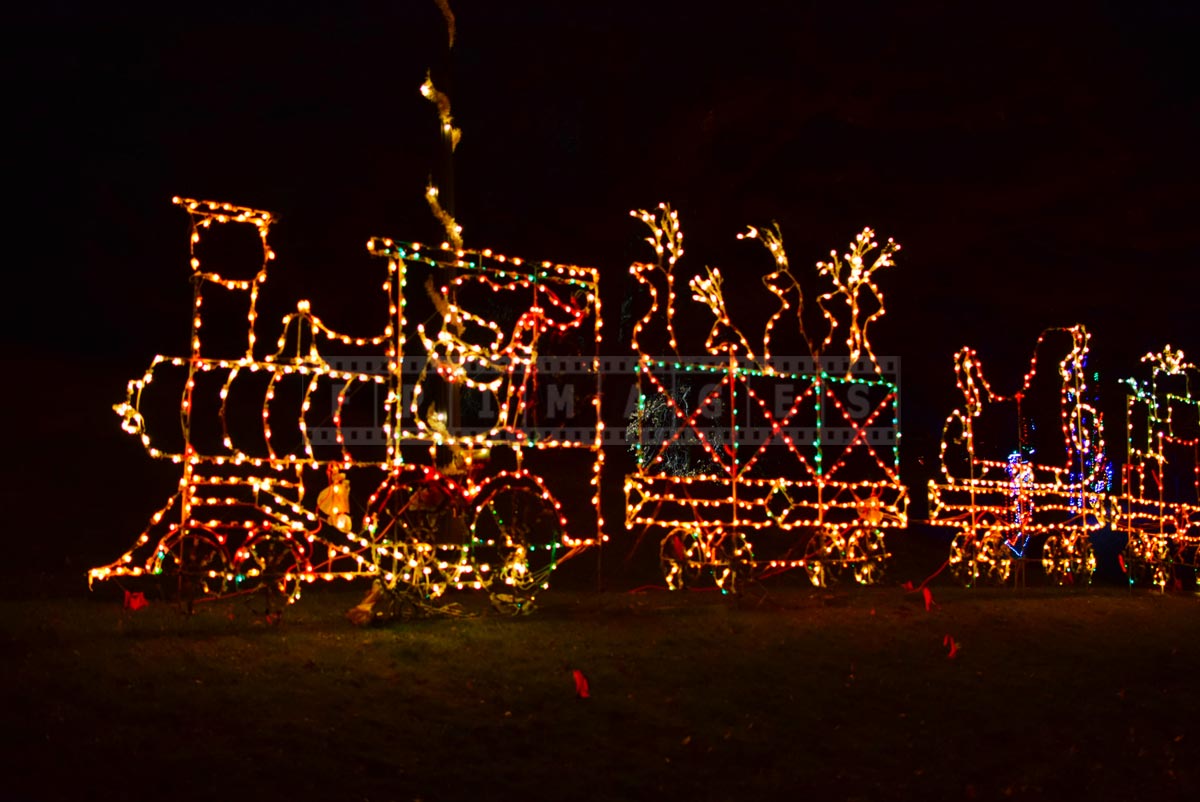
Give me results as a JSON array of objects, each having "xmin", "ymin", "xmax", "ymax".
[{"xmin": 1, "ymin": 581, "xmax": 1196, "ymax": 802}]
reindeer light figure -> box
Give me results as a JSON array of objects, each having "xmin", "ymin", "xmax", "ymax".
[
  {"xmin": 815, "ymin": 229, "xmax": 900, "ymax": 379},
  {"xmin": 742, "ymin": 223, "xmax": 823, "ymax": 369},
  {"xmin": 689, "ymin": 266, "xmax": 759, "ymax": 361}
]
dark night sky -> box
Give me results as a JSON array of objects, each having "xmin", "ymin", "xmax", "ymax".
[{"xmin": 7, "ymin": 0, "xmax": 1199, "ymax": 575}]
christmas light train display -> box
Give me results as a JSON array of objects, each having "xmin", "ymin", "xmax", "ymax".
[{"xmin": 89, "ymin": 198, "xmax": 1198, "ymax": 613}]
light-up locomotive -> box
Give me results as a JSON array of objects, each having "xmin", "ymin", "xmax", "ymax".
[{"xmin": 89, "ymin": 198, "xmax": 604, "ymax": 616}]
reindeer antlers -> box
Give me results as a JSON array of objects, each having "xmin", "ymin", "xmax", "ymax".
[{"xmin": 816, "ymin": 228, "xmax": 900, "ymax": 378}]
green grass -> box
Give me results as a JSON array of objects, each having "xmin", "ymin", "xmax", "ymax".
[{"xmin": 2, "ymin": 584, "xmax": 1197, "ymax": 801}]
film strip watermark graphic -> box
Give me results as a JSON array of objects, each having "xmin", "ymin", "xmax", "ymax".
[{"xmin": 308, "ymin": 355, "xmax": 901, "ymax": 446}]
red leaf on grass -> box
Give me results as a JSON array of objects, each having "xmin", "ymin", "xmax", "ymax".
[
  {"xmin": 123, "ymin": 591, "xmax": 148, "ymax": 611},
  {"xmin": 923, "ymin": 587, "xmax": 938, "ymax": 611},
  {"xmin": 901, "ymin": 581, "xmax": 914, "ymax": 591},
  {"xmin": 943, "ymin": 634, "xmax": 960, "ymax": 659},
  {"xmin": 573, "ymin": 669, "xmax": 590, "ymax": 699}
]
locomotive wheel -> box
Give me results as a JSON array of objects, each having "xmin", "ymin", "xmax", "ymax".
[
  {"xmin": 948, "ymin": 531, "xmax": 980, "ymax": 587},
  {"xmin": 1145, "ymin": 562, "xmax": 1170, "ymax": 591},
  {"xmin": 363, "ymin": 469, "xmax": 462, "ymax": 548},
  {"xmin": 154, "ymin": 529, "xmax": 231, "ymax": 607},
  {"xmin": 846, "ymin": 528, "xmax": 888, "ymax": 585},
  {"xmin": 399, "ymin": 541, "xmax": 446, "ymax": 602},
  {"xmin": 660, "ymin": 528, "xmax": 703, "ymax": 590},
  {"xmin": 1073, "ymin": 535, "xmax": 1097, "ymax": 584},
  {"xmin": 380, "ymin": 587, "xmax": 420, "ymax": 622},
  {"xmin": 371, "ymin": 578, "xmax": 422, "ymax": 622},
  {"xmin": 803, "ymin": 528, "xmax": 844, "ymax": 588},
  {"xmin": 362, "ymin": 468, "xmax": 468, "ymax": 603},
  {"xmin": 473, "ymin": 482, "xmax": 564, "ymax": 615},
  {"xmin": 236, "ymin": 534, "xmax": 306, "ymax": 605},
  {"xmin": 347, "ymin": 578, "xmax": 419, "ymax": 625}
]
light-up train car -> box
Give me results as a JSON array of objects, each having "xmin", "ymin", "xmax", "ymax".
[
  {"xmin": 927, "ymin": 326, "xmax": 1111, "ymax": 586},
  {"xmin": 89, "ymin": 198, "xmax": 604, "ymax": 616},
  {"xmin": 1115, "ymin": 348, "xmax": 1200, "ymax": 589},
  {"xmin": 623, "ymin": 205, "xmax": 908, "ymax": 593}
]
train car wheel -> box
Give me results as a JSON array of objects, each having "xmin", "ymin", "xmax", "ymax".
[
  {"xmin": 803, "ymin": 528, "xmax": 844, "ymax": 588},
  {"xmin": 713, "ymin": 530, "xmax": 752, "ymax": 597},
  {"xmin": 1125, "ymin": 534, "xmax": 1170, "ymax": 590},
  {"xmin": 1068, "ymin": 533, "xmax": 1097, "ymax": 585},
  {"xmin": 1149, "ymin": 562, "xmax": 1170, "ymax": 590},
  {"xmin": 1040, "ymin": 533, "xmax": 1069, "ymax": 585},
  {"xmin": 1042, "ymin": 531, "xmax": 1095, "ymax": 586},
  {"xmin": 660, "ymin": 528, "xmax": 702, "ymax": 590},
  {"xmin": 949, "ymin": 531, "xmax": 980, "ymax": 587},
  {"xmin": 977, "ymin": 532, "xmax": 1014, "ymax": 585},
  {"xmin": 848, "ymin": 528, "xmax": 887, "ymax": 585}
]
